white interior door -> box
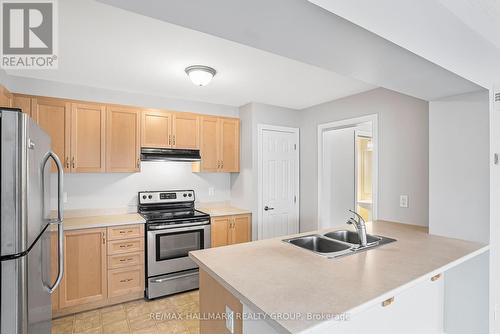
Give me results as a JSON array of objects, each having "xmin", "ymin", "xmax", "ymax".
[
  {"xmin": 320, "ymin": 127, "xmax": 355, "ymax": 228},
  {"xmin": 259, "ymin": 126, "xmax": 299, "ymax": 240}
]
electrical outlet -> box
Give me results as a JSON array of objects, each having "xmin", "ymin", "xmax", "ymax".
[
  {"xmin": 208, "ymin": 187, "xmax": 215, "ymax": 197},
  {"xmin": 63, "ymin": 192, "xmax": 68, "ymax": 203},
  {"xmin": 399, "ymin": 195, "xmax": 408, "ymax": 208},
  {"xmin": 225, "ymin": 305, "xmax": 234, "ymax": 333}
]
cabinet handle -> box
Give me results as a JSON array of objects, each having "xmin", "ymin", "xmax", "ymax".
[
  {"xmin": 102, "ymin": 232, "xmax": 105, "ymax": 244},
  {"xmin": 168, "ymin": 135, "xmax": 171, "ymax": 145},
  {"xmin": 221, "ymin": 160, "xmax": 224, "ymax": 168},
  {"xmin": 431, "ymin": 273, "xmax": 442, "ymax": 282},
  {"xmin": 119, "ymin": 278, "xmax": 133, "ymax": 283},
  {"xmin": 173, "ymin": 135, "xmax": 176, "ymax": 145},
  {"xmin": 381, "ymin": 297, "xmax": 394, "ymax": 307},
  {"xmin": 71, "ymin": 157, "xmax": 75, "ymax": 169},
  {"xmin": 65, "ymin": 157, "xmax": 69, "ymax": 169},
  {"xmin": 136, "ymin": 159, "xmax": 140, "ymax": 168},
  {"xmin": 119, "ymin": 244, "xmax": 134, "ymax": 248}
]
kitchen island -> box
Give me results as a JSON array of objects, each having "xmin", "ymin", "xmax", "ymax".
[{"xmin": 189, "ymin": 221, "xmax": 489, "ymax": 334}]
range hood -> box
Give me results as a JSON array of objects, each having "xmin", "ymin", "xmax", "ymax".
[{"xmin": 140, "ymin": 147, "xmax": 201, "ymax": 162}]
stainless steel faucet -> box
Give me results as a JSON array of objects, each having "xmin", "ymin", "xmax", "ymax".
[{"xmin": 347, "ymin": 210, "xmax": 367, "ymax": 247}]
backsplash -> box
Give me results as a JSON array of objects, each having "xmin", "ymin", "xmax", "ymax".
[{"xmin": 50, "ymin": 161, "xmax": 231, "ymax": 211}]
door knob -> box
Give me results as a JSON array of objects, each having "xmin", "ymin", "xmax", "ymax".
[{"xmin": 264, "ymin": 206, "xmax": 274, "ymax": 211}]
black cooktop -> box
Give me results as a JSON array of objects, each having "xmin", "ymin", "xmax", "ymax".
[{"xmin": 140, "ymin": 209, "xmax": 209, "ymax": 222}]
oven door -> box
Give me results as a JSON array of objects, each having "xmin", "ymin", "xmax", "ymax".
[{"xmin": 147, "ymin": 222, "xmax": 210, "ymax": 277}]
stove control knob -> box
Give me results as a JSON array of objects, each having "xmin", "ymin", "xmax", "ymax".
[
  {"xmin": 142, "ymin": 195, "xmax": 147, "ymax": 200},
  {"xmin": 183, "ymin": 193, "xmax": 187, "ymax": 197},
  {"xmin": 188, "ymin": 193, "xmax": 192, "ymax": 197},
  {"xmin": 148, "ymin": 195, "xmax": 153, "ymax": 199}
]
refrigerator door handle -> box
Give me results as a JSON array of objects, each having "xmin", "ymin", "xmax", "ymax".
[{"xmin": 42, "ymin": 151, "xmax": 64, "ymax": 293}]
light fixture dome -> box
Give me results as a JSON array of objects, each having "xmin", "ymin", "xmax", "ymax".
[{"xmin": 185, "ymin": 65, "xmax": 216, "ymax": 86}]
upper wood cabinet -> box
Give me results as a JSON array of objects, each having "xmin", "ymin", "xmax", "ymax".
[
  {"xmin": 59, "ymin": 228, "xmax": 107, "ymax": 309},
  {"xmin": 141, "ymin": 110, "xmax": 199, "ymax": 149},
  {"xmin": 71, "ymin": 103, "xmax": 106, "ymax": 173},
  {"xmin": 141, "ymin": 109, "xmax": 172, "ymax": 148},
  {"xmin": 197, "ymin": 116, "xmax": 240, "ymax": 173},
  {"xmin": 172, "ymin": 113, "xmax": 199, "ymax": 149},
  {"xmin": 12, "ymin": 94, "xmax": 33, "ymax": 116},
  {"xmin": 32, "ymin": 97, "xmax": 71, "ymax": 172},
  {"xmin": 106, "ymin": 106, "xmax": 141, "ymax": 172},
  {"xmin": 0, "ymin": 85, "xmax": 13, "ymax": 108}
]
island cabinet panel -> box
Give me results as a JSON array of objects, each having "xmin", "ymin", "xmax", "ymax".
[
  {"xmin": 0, "ymin": 85, "xmax": 13, "ymax": 107},
  {"xmin": 71, "ymin": 103, "xmax": 106, "ymax": 173},
  {"xmin": 330, "ymin": 275, "xmax": 444, "ymax": 334},
  {"xmin": 141, "ymin": 109, "xmax": 172, "ymax": 148},
  {"xmin": 59, "ymin": 228, "xmax": 107, "ymax": 309},
  {"xmin": 106, "ymin": 106, "xmax": 141, "ymax": 172},
  {"xmin": 32, "ymin": 97, "xmax": 71, "ymax": 172},
  {"xmin": 211, "ymin": 214, "xmax": 252, "ymax": 248},
  {"xmin": 12, "ymin": 94, "xmax": 33, "ymax": 116},
  {"xmin": 172, "ymin": 112, "xmax": 199, "ymax": 149},
  {"xmin": 200, "ymin": 269, "xmax": 243, "ymax": 334}
]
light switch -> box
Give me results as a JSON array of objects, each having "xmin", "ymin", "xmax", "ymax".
[
  {"xmin": 399, "ymin": 195, "xmax": 408, "ymax": 208},
  {"xmin": 208, "ymin": 187, "xmax": 215, "ymax": 197},
  {"xmin": 63, "ymin": 192, "xmax": 68, "ymax": 203},
  {"xmin": 225, "ymin": 305, "xmax": 234, "ymax": 333}
]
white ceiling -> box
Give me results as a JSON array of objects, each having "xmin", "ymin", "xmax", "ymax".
[{"xmin": 5, "ymin": 0, "xmax": 375, "ymax": 109}]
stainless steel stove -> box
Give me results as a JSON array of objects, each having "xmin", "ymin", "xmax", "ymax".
[{"xmin": 138, "ymin": 190, "xmax": 210, "ymax": 299}]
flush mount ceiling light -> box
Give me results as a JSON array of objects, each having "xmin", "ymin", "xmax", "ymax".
[{"xmin": 185, "ymin": 65, "xmax": 217, "ymax": 86}]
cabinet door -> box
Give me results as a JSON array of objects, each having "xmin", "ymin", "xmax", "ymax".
[
  {"xmin": 59, "ymin": 228, "xmax": 107, "ymax": 309},
  {"xmin": 0, "ymin": 85, "xmax": 12, "ymax": 107},
  {"xmin": 32, "ymin": 97, "xmax": 71, "ymax": 172},
  {"xmin": 172, "ymin": 113, "xmax": 199, "ymax": 149},
  {"xmin": 220, "ymin": 118, "xmax": 240, "ymax": 172},
  {"xmin": 141, "ymin": 109, "xmax": 172, "ymax": 148},
  {"xmin": 199, "ymin": 116, "xmax": 220, "ymax": 172},
  {"xmin": 231, "ymin": 214, "xmax": 251, "ymax": 245},
  {"xmin": 12, "ymin": 94, "xmax": 33, "ymax": 116},
  {"xmin": 211, "ymin": 216, "xmax": 230, "ymax": 247},
  {"xmin": 71, "ymin": 103, "xmax": 106, "ymax": 173},
  {"xmin": 106, "ymin": 106, "xmax": 141, "ymax": 172}
]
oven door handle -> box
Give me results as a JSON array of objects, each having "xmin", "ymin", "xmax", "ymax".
[
  {"xmin": 150, "ymin": 271, "xmax": 198, "ymax": 283},
  {"xmin": 148, "ymin": 222, "xmax": 210, "ymax": 232}
]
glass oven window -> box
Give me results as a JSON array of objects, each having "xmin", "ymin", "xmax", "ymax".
[{"xmin": 155, "ymin": 230, "xmax": 203, "ymax": 261}]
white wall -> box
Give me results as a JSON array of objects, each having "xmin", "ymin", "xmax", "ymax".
[
  {"xmin": 300, "ymin": 88, "xmax": 429, "ymax": 232},
  {"xmin": 320, "ymin": 127, "xmax": 355, "ymax": 228},
  {"xmin": 52, "ymin": 162, "xmax": 231, "ymax": 211},
  {"xmin": 3, "ymin": 73, "xmax": 238, "ymax": 117},
  {"xmin": 429, "ymin": 91, "xmax": 490, "ymax": 243}
]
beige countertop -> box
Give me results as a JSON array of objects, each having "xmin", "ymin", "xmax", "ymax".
[
  {"xmin": 197, "ymin": 205, "xmax": 251, "ymax": 217},
  {"xmin": 62, "ymin": 213, "xmax": 145, "ymax": 231},
  {"xmin": 189, "ymin": 221, "xmax": 488, "ymax": 334}
]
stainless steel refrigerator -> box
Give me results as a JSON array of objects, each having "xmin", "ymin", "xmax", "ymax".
[{"xmin": 0, "ymin": 108, "xmax": 64, "ymax": 334}]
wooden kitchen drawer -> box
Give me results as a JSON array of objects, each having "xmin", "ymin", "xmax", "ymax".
[
  {"xmin": 108, "ymin": 251, "xmax": 144, "ymax": 269},
  {"xmin": 107, "ymin": 238, "xmax": 144, "ymax": 255},
  {"xmin": 108, "ymin": 265, "xmax": 144, "ymax": 298},
  {"xmin": 107, "ymin": 224, "xmax": 144, "ymax": 240}
]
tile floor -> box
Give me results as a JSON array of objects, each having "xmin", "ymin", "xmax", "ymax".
[{"xmin": 52, "ymin": 290, "xmax": 200, "ymax": 334}]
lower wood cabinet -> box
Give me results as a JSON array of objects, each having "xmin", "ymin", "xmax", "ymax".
[
  {"xmin": 211, "ymin": 214, "xmax": 251, "ymax": 248},
  {"xmin": 58, "ymin": 228, "xmax": 107, "ymax": 309},
  {"xmin": 52, "ymin": 224, "xmax": 145, "ymax": 317}
]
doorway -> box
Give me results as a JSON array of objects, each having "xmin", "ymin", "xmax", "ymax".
[
  {"xmin": 317, "ymin": 115, "xmax": 378, "ymax": 229},
  {"xmin": 257, "ymin": 124, "xmax": 300, "ymax": 240}
]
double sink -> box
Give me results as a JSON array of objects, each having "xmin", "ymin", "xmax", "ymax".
[{"xmin": 283, "ymin": 230, "xmax": 396, "ymax": 258}]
